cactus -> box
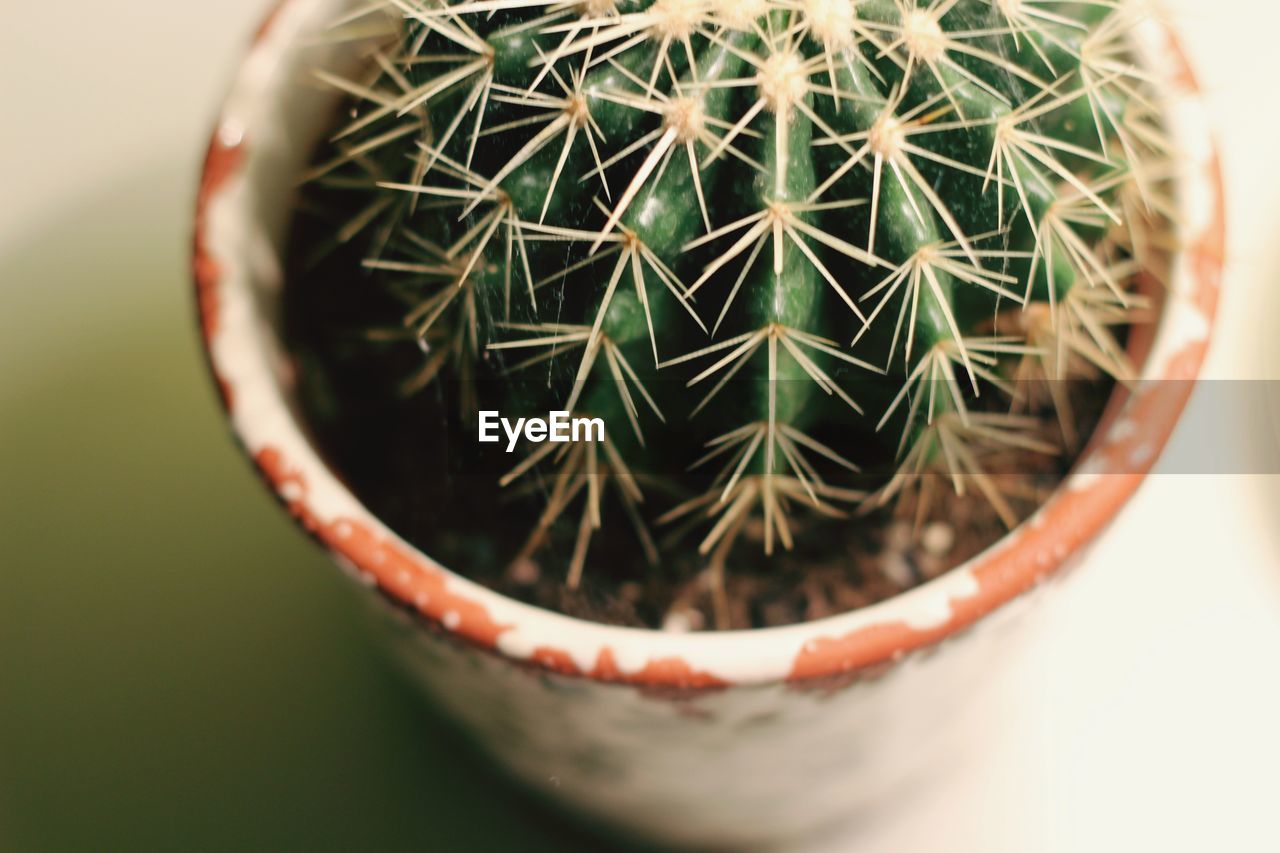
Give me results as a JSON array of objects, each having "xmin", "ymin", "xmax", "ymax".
[{"xmin": 303, "ymin": 0, "xmax": 1167, "ymax": 603}]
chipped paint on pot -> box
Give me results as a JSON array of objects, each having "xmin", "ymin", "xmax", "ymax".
[{"xmin": 193, "ymin": 1, "xmax": 1222, "ymax": 845}]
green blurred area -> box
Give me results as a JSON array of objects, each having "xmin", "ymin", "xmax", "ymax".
[{"xmin": 0, "ymin": 164, "xmax": 602, "ymax": 852}]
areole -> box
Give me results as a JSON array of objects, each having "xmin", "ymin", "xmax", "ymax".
[{"xmin": 194, "ymin": 0, "xmax": 1224, "ymax": 690}]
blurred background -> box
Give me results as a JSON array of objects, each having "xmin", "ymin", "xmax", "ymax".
[{"xmin": 2, "ymin": 1, "xmax": 1279, "ymax": 850}]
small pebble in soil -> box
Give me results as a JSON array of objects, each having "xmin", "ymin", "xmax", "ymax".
[
  {"xmin": 886, "ymin": 521, "xmax": 914, "ymax": 553},
  {"xmin": 662, "ymin": 609, "xmax": 705, "ymax": 633},
  {"xmin": 508, "ymin": 558, "xmax": 540, "ymax": 586},
  {"xmin": 922, "ymin": 522, "xmax": 956, "ymax": 558},
  {"xmin": 881, "ymin": 553, "xmax": 916, "ymax": 588}
]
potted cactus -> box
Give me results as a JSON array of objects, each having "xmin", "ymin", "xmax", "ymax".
[{"xmin": 195, "ymin": 0, "xmax": 1222, "ymax": 847}]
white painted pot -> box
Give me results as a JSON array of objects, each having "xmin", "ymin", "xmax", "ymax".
[{"xmin": 194, "ymin": 2, "xmax": 1223, "ymax": 847}]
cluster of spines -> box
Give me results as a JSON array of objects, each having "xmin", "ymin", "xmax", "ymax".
[{"xmin": 304, "ymin": 0, "xmax": 1171, "ymax": 602}]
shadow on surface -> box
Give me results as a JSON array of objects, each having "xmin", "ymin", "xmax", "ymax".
[{"xmin": 0, "ymin": 164, "xmax": 646, "ymax": 852}]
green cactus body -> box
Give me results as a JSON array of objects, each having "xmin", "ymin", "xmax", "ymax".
[{"xmin": 307, "ymin": 0, "xmax": 1162, "ymax": 591}]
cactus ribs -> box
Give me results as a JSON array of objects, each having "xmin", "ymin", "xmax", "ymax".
[{"xmin": 283, "ymin": 0, "xmax": 1169, "ymax": 628}]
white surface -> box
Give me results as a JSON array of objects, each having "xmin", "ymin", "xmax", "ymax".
[{"xmin": 2, "ymin": 2, "xmax": 1277, "ymax": 850}]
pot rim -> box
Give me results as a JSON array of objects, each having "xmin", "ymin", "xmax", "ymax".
[{"xmin": 193, "ymin": 0, "xmax": 1224, "ymax": 689}]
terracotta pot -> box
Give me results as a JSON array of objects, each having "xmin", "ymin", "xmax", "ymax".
[{"xmin": 194, "ymin": 1, "xmax": 1223, "ymax": 847}]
